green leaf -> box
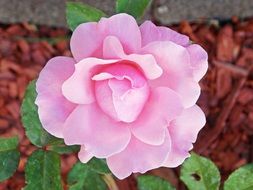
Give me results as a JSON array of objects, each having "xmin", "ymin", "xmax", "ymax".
[
  {"xmin": 180, "ymin": 153, "xmax": 220, "ymax": 190},
  {"xmin": 21, "ymin": 80, "xmax": 61, "ymax": 147},
  {"xmin": 24, "ymin": 149, "xmax": 62, "ymax": 190},
  {"xmin": 224, "ymin": 164, "xmax": 253, "ymax": 190},
  {"xmin": 87, "ymin": 158, "xmax": 111, "ymax": 174},
  {"xmin": 66, "ymin": 2, "xmax": 106, "ymax": 31},
  {"xmin": 48, "ymin": 144, "xmax": 80, "ymax": 155},
  {"xmin": 137, "ymin": 175, "xmax": 175, "ymax": 190},
  {"xmin": 116, "ymin": 0, "xmax": 151, "ymax": 19},
  {"xmin": 67, "ymin": 162, "xmax": 107, "ymax": 190},
  {"xmin": 0, "ymin": 136, "xmax": 20, "ymax": 182}
]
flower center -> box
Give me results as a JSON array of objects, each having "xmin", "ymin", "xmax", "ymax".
[{"xmin": 92, "ymin": 61, "xmax": 150, "ymax": 123}]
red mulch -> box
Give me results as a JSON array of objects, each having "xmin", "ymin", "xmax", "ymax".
[{"xmin": 0, "ymin": 18, "xmax": 253, "ymax": 190}]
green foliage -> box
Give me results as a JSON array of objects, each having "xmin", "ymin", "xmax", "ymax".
[
  {"xmin": 87, "ymin": 158, "xmax": 111, "ymax": 174},
  {"xmin": 21, "ymin": 80, "xmax": 61, "ymax": 147},
  {"xmin": 24, "ymin": 149, "xmax": 62, "ymax": 190},
  {"xmin": 0, "ymin": 136, "xmax": 20, "ymax": 182},
  {"xmin": 48, "ymin": 144, "xmax": 80, "ymax": 155},
  {"xmin": 66, "ymin": 2, "xmax": 106, "ymax": 31},
  {"xmin": 180, "ymin": 153, "xmax": 220, "ymax": 190},
  {"xmin": 67, "ymin": 162, "xmax": 107, "ymax": 190},
  {"xmin": 137, "ymin": 175, "xmax": 175, "ymax": 190},
  {"xmin": 224, "ymin": 164, "xmax": 253, "ymax": 190},
  {"xmin": 116, "ymin": 0, "xmax": 151, "ymax": 19}
]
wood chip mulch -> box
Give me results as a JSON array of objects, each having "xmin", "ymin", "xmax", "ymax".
[{"xmin": 0, "ymin": 18, "xmax": 253, "ymax": 189}]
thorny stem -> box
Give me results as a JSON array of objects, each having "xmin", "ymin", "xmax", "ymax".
[{"xmin": 103, "ymin": 174, "xmax": 119, "ymax": 190}]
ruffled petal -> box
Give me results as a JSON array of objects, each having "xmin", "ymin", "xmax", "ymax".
[
  {"xmin": 130, "ymin": 87, "xmax": 183, "ymax": 145},
  {"xmin": 103, "ymin": 36, "xmax": 125, "ymax": 59},
  {"xmin": 70, "ymin": 22, "xmax": 104, "ymax": 62},
  {"xmin": 141, "ymin": 41, "xmax": 191, "ymax": 76},
  {"xmin": 109, "ymin": 79, "xmax": 149, "ymax": 123},
  {"xmin": 125, "ymin": 54, "xmax": 163, "ymax": 79},
  {"xmin": 71, "ymin": 14, "xmax": 141, "ymax": 61},
  {"xmin": 62, "ymin": 58, "xmax": 118, "ymax": 104},
  {"xmin": 187, "ymin": 44, "xmax": 208, "ymax": 82},
  {"xmin": 103, "ymin": 36, "xmax": 162, "ymax": 80},
  {"xmin": 168, "ymin": 77, "xmax": 201, "ymax": 108},
  {"xmin": 35, "ymin": 56, "xmax": 76, "ymax": 138},
  {"xmin": 107, "ymin": 132, "xmax": 171, "ymax": 179},
  {"xmin": 164, "ymin": 105, "xmax": 206, "ymax": 167},
  {"xmin": 142, "ymin": 41, "xmax": 200, "ymax": 108},
  {"xmin": 170, "ymin": 105, "xmax": 206, "ymax": 142},
  {"xmin": 140, "ymin": 21, "xmax": 189, "ymax": 47},
  {"xmin": 63, "ymin": 103, "xmax": 131, "ymax": 158},
  {"xmin": 78, "ymin": 146, "xmax": 93, "ymax": 163},
  {"xmin": 93, "ymin": 63, "xmax": 149, "ymax": 122},
  {"xmin": 99, "ymin": 13, "xmax": 141, "ymax": 53}
]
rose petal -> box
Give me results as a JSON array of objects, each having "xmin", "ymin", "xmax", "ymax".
[
  {"xmin": 78, "ymin": 146, "xmax": 93, "ymax": 163},
  {"xmin": 94, "ymin": 80, "xmax": 119, "ymax": 121},
  {"xmin": 103, "ymin": 36, "xmax": 162, "ymax": 80},
  {"xmin": 109, "ymin": 79, "xmax": 149, "ymax": 123},
  {"xmin": 99, "ymin": 13, "xmax": 141, "ymax": 53},
  {"xmin": 141, "ymin": 41, "xmax": 191, "ymax": 75},
  {"xmin": 62, "ymin": 58, "xmax": 118, "ymax": 104},
  {"xmin": 63, "ymin": 103, "xmax": 131, "ymax": 158},
  {"xmin": 107, "ymin": 132, "xmax": 171, "ymax": 179},
  {"xmin": 170, "ymin": 104, "xmax": 206, "ymax": 142},
  {"xmin": 92, "ymin": 63, "xmax": 149, "ymax": 122},
  {"xmin": 142, "ymin": 41, "xmax": 200, "ymax": 108},
  {"xmin": 103, "ymin": 36, "xmax": 125, "ymax": 59},
  {"xmin": 130, "ymin": 87, "xmax": 183, "ymax": 145},
  {"xmin": 125, "ymin": 54, "xmax": 163, "ymax": 79},
  {"xmin": 163, "ymin": 143, "xmax": 191, "ymax": 168},
  {"xmin": 187, "ymin": 44, "xmax": 208, "ymax": 82},
  {"xmin": 140, "ymin": 21, "xmax": 189, "ymax": 47},
  {"xmin": 168, "ymin": 76, "xmax": 201, "ymax": 108},
  {"xmin": 35, "ymin": 56, "xmax": 76, "ymax": 138},
  {"xmin": 164, "ymin": 105, "xmax": 206, "ymax": 167},
  {"xmin": 70, "ymin": 22, "xmax": 104, "ymax": 62}
]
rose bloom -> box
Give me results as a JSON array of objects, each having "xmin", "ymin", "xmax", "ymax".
[{"xmin": 36, "ymin": 14, "xmax": 207, "ymax": 179}]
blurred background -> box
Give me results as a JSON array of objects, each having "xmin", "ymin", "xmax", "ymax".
[{"xmin": 0, "ymin": 0, "xmax": 253, "ymax": 189}]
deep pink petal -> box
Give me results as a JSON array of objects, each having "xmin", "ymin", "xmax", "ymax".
[
  {"xmin": 103, "ymin": 36, "xmax": 162, "ymax": 80},
  {"xmin": 187, "ymin": 44, "xmax": 208, "ymax": 82},
  {"xmin": 78, "ymin": 146, "xmax": 93, "ymax": 163},
  {"xmin": 35, "ymin": 56, "xmax": 76, "ymax": 138},
  {"xmin": 99, "ymin": 13, "xmax": 141, "ymax": 53},
  {"xmin": 93, "ymin": 63, "xmax": 150, "ymax": 122},
  {"xmin": 130, "ymin": 87, "xmax": 183, "ymax": 145},
  {"xmin": 107, "ymin": 132, "xmax": 171, "ymax": 179},
  {"xmin": 100, "ymin": 63, "xmax": 147, "ymax": 88},
  {"xmin": 164, "ymin": 105, "xmax": 206, "ymax": 167},
  {"xmin": 63, "ymin": 103, "xmax": 131, "ymax": 158},
  {"xmin": 62, "ymin": 58, "xmax": 118, "ymax": 104},
  {"xmin": 70, "ymin": 22, "xmax": 104, "ymax": 62},
  {"xmin": 140, "ymin": 21, "xmax": 189, "ymax": 47}
]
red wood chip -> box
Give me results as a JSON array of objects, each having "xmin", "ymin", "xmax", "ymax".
[{"xmin": 0, "ymin": 19, "xmax": 253, "ymax": 189}]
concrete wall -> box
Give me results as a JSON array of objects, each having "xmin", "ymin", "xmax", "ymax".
[{"xmin": 0, "ymin": 0, "xmax": 253, "ymax": 27}]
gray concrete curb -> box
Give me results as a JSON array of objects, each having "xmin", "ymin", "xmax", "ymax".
[{"xmin": 0, "ymin": 0, "xmax": 253, "ymax": 27}]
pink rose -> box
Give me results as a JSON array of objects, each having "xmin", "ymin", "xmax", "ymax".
[{"xmin": 36, "ymin": 14, "xmax": 207, "ymax": 179}]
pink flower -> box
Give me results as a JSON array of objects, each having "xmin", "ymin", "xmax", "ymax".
[{"xmin": 36, "ymin": 14, "xmax": 207, "ymax": 179}]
